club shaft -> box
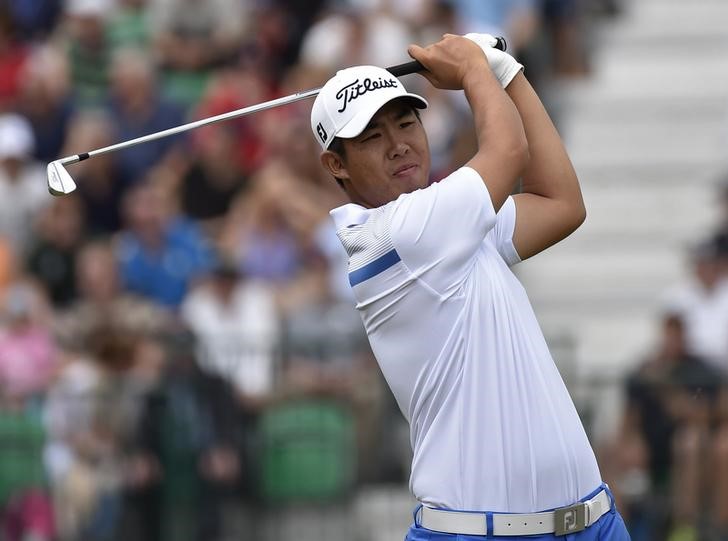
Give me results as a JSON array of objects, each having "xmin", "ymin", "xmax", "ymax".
[
  {"xmin": 68, "ymin": 88, "xmax": 321, "ymax": 164},
  {"xmin": 58, "ymin": 37, "xmax": 507, "ymax": 165}
]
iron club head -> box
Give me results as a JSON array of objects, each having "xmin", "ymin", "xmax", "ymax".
[{"xmin": 47, "ymin": 160, "xmax": 77, "ymax": 196}]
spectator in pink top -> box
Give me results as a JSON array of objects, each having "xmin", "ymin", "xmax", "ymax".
[{"xmin": 0, "ymin": 282, "xmax": 57, "ymax": 400}]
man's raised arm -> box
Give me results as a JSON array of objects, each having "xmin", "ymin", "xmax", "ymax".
[
  {"xmin": 507, "ymin": 72, "xmax": 586, "ymax": 260},
  {"xmin": 464, "ymin": 34, "xmax": 586, "ymax": 260}
]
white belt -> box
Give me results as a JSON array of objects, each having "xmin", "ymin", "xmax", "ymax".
[{"xmin": 419, "ymin": 488, "xmax": 611, "ymax": 536}]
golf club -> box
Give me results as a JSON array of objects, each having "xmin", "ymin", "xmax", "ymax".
[{"xmin": 47, "ymin": 36, "xmax": 507, "ymax": 196}]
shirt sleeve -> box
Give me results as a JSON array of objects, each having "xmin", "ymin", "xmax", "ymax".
[
  {"xmin": 487, "ymin": 196, "xmax": 521, "ymax": 267},
  {"xmin": 387, "ymin": 166, "xmax": 497, "ymax": 295}
]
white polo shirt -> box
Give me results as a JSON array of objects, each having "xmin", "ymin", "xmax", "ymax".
[{"xmin": 330, "ymin": 166, "xmax": 601, "ymax": 513}]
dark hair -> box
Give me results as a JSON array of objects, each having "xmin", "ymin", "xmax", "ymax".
[{"xmin": 326, "ymin": 105, "xmax": 422, "ymax": 191}]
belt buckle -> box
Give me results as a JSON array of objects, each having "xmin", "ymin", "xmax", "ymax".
[{"xmin": 554, "ymin": 502, "xmax": 588, "ymax": 536}]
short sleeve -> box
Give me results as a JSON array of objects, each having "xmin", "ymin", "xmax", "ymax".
[
  {"xmin": 487, "ymin": 196, "xmax": 521, "ymax": 267},
  {"xmin": 387, "ymin": 166, "xmax": 497, "ymax": 294}
]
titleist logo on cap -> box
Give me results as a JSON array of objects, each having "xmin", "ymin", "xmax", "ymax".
[{"xmin": 335, "ymin": 77, "xmax": 399, "ymax": 113}]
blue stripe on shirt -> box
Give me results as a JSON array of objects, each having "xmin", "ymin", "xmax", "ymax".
[{"xmin": 349, "ymin": 249, "xmax": 401, "ymax": 286}]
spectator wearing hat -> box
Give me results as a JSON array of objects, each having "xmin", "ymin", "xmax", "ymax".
[{"xmin": 0, "ymin": 113, "xmax": 51, "ymax": 257}]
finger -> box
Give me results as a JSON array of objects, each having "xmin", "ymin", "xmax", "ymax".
[{"xmin": 407, "ymin": 43, "xmax": 430, "ymax": 65}]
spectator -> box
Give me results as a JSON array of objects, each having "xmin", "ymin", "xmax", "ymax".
[
  {"xmin": 116, "ymin": 333, "xmax": 166, "ymax": 541},
  {"xmin": 190, "ymin": 65, "xmax": 272, "ymax": 178},
  {"xmin": 61, "ymin": 0, "xmax": 116, "ymax": 108},
  {"xmin": 133, "ymin": 330, "xmax": 243, "ymax": 541},
  {"xmin": 540, "ymin": 0, "xmax": 591, "ymax": 77},
  {"xmin": 259, "ymin": 98, "xmax": 339, "ymax": 199},
  {"xmin": 662, "ymin": 240, "xmax": 728, "ymax": 374},
  {"xmin": 601, "ymin": 312, "xmax": 725, "ymax": 540},
  {"xmin": 60, "ymin": 110, "xmax": 126, "ymax": 235},
  {"xmin": 116, "ymin": 180, "xmax": 215, "ymax": 309},
  {"xmin": 0, "ymin": 281, "xmax": 58, "ymax": 402},
  {"xmin": 0, "ymin": 113, "xmax": 50, "ymax": 257},
  {"xmin": 445, "ymin": 0, "xmax": 539, "ymax": 52},
  {"xmin": 43, "ymin": 324, "xmax": 144, "ymax": 541},
  {"xmin": 26, "ymin": 195, "xmax": 86, "ymax": 309},
  {"xmin": 5, "ymin": 0, "xmax": 61, "ymax": 42},
  {"xmin": 240, "ymin": 1, "xmax": 316, "ymax": 81},
  {"xmin": 344, "ymin": 0, "xmax": 435, "ymax": 28},
  {"xmin": 148, "ymin": 0, "xmax": 248, "ymax": 108},
  {"xmin": 108, "ymin": 0, "xmax": 151, "ymax": 51},
  {"xmin": 299, "ymin": 5, "xmax": 414, "ymax": 72},
  {"xmin": 0, "ymin": 393, "xmax": 55, "ymax": 541},
  {"xmin": 711, "ymin": 178, "xmax": 728, "ymax": 274},
  {"xmin": 177, "ymin": 123, "xmax": 250, "ymax": 237},
  {"xmin": 0, "ymin": 282, "xmax": 56, "ymax": 541},
  {"xmin": 107, "ymin": 47, "xmax": 187, "ymax": 187},
  {"xmin": 0, "ymin": 5, "xmax": 29, "ymax": 111},
  {"xmin": 219, "ymin": 161, "xmax": 344, "ymax": 318},
  {"xmin": 256, "ymin": 105, "xmax": 354, "ymax": 301},
  {"xmin": 181, "ymin": 257, "xmax": 280, "ymax": 410},
  {"xmin": 220, "ymin": 165, "xmax": 308, "ymax": 288},
  {"xmin": 17, "ymin": 45, "xmax": 75, "ymax": 165},
  {"xmin": 55, "ymin": 239, "xmax": 172, "ymax": 353}
]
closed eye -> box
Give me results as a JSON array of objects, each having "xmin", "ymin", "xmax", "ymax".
[{"xmin": 400, "ymin": 121, "xmax": 415, "ymax": 129}]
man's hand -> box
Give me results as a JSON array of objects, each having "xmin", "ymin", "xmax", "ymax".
[
  {"xmin": 407, "ymin": 34, "xmax": 492, "ymax": 91},
  {"xmin": 464, "ymin": 33, "xmax": 524, "ymax": 88},
  {"xmin": 410, "ymin": 34, "xmax": 528, "ymax": 214}
]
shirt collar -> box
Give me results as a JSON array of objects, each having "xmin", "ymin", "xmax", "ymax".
[{"xmin": 329, "ymin": 203, "xmax": 373, "ymax": 230}]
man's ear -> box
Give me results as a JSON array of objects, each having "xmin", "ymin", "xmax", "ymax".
[{"xmin": 320, "ymin": 150, "xmax": 349, "ymax": 181}]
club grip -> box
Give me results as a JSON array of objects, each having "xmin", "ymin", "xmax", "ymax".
[{"xmin": 386, "ymin": 36, "xmax": 507, "ymax": 77}]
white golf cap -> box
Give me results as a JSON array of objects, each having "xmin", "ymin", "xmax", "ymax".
[{"xmin": 311, "ymin": 65, "xmax": 427, "ymax": 150}]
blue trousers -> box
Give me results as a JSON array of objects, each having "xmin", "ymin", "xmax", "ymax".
[{"xmin": 406, "ymin": 485, "xmax": 631, "ymax": 540}]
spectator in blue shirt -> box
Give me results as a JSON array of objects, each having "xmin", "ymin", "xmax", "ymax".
[
  {"xmin": 116, "ymin": 180, "xmax": 214, "ymax": 309},
  {"xmin": 106, "ymin": 47, "xmax": 186, "ymax": 187}
]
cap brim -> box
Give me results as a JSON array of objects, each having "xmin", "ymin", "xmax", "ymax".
[{"xmin": 336, "ymin": 93, "xmax": 428, "ymax": 140}]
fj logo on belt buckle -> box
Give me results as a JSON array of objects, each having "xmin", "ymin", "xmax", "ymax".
[{"xmin": 554, "ymin": 503, "xmax": 587, "ymax": 536}]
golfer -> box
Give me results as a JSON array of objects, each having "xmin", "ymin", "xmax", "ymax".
[{"xmin": 310, "ymin": 34, "xmax": 630, "ymax": 540}]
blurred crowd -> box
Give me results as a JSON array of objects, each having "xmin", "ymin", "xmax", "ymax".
[
  {"xmin": 600, "ymin": 182, "xmax": 728, "ymax": 541},
  {"xmin": 0, "ymin": 0, "xmax": 617, "ymax": 540}
]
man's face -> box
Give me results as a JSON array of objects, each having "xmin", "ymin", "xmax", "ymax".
[{"xmin": 323, "ymin": 100, "xmax": 431, "ymax": 208}]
